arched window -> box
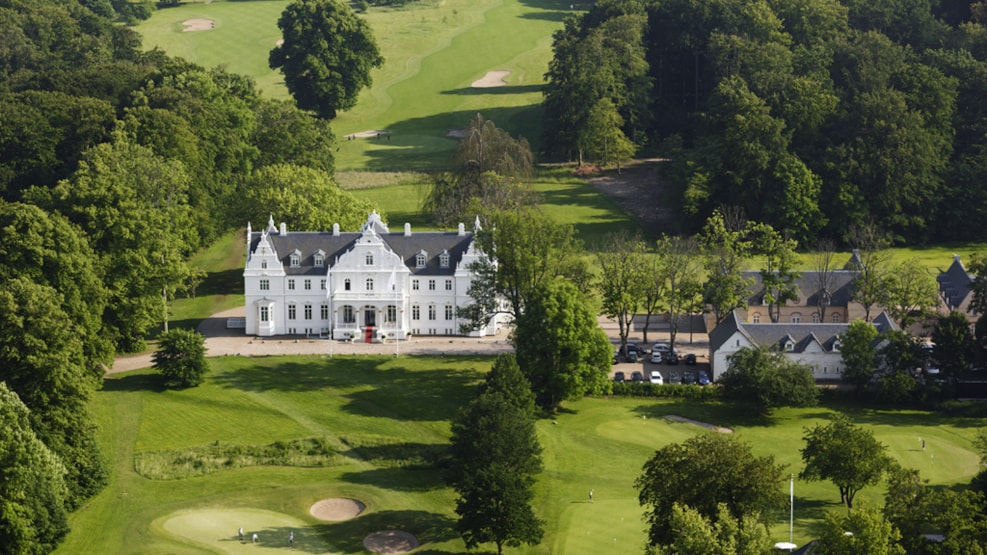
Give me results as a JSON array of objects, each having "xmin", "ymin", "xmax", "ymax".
[
  {"xmin": 344, "ymin": 278, "xmax": 351, "ymax": 291},
  {"xmin": 366, "ymin": 278, "xmax": 374, "ymax": 291},
  {"xmin": 812, "ymin": 313, "xmax": 820, "ymax": 323},
  {"xmin": 791, "ymin": 313, "xmax": 802, "ymax": 324},
  {"xmin": 752, "ymin": 313, "xmax": 761, "ymax": 323}
]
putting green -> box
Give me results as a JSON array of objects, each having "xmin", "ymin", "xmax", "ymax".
[{"xmin": 158, "ymin": 508, "xmax": 339, "ymax": 554}]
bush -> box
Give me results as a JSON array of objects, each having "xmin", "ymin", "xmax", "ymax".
[
  {"xmin": 608, "ymin": 382, "xmax": 722, "ymax": 401},
  {"xmin": 152, "ymin": 329, "xmax": 208, "ymax": 389}
]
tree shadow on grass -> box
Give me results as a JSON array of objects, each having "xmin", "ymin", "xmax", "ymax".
[
  {"xmin": 834, "ymin": 404, "xmax": 987, "ymax": 429},
  {"xmin": 102, "ymin": 371, "xmax": 165, "ymax": 393},
  {"xmin": 628, "ymin": 400, "xmax": 789, "ymax": 430},
  {"xmin": 339, "ymin": 466, "xmax": 446, "ymax": 493},
  {"xmin": 440, "ymin": 84, "xmax": 544, "ymax": 96},
  {"xmin": 311, "ymin": 509, "xmax": 459, "ymax": 552},
  {"xmin": 342, "ymin": 441, "xmax": 447, "ymax": 470}
]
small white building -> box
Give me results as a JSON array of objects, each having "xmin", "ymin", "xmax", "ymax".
[
  {"xmin": 708, "ymin": 309, "xmax": 898, "ymax": 381},
  {"xmin": 243, "ymin": 211, "xmax": 503, "ymax": 340}
]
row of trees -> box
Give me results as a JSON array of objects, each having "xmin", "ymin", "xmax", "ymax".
[{"xmin": 543, "ymin": 0, "xmax": 987, "ymax": 244}]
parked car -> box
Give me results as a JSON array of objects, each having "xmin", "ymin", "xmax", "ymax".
[
  {"xmin": 627, "ymin": 350, "xmax": 639, "ymax": 363},
  {"xmin": 697, "ymin": 370, "xmax": 710, "ymax": 385},
  {"xmin": 666, "ymin": 352, "xmax": 679, "ymax": 365},
  {"xmin": 668, "ymin": 371, "xmax": 681, "ymax": 384},
  {"xmin": 684, "ymin": 353, "xmax": 697, "ymax": 365},
  {"xmin": 652, "ymin": 343, "xmax": 671, "ymax": 354},
  {"xmin": 613, "ymin": 371, "xmax": 626, "ymax": 383},
  {"xmin": 649, "ymin": 370, "xmax": 664, "ymax": 385},
  {"xmin": 650, "ymin": 351, "xmax": 663, "ymax": 364},
  {"xmin": 618, "ymin": 343, "xmax": 643, "ymax": 360},
  {"xmin": 683, "ymin": 371, "xmax": 695, "ymax": 384},
  {"xmin": 613, "ymin": 351, "xmax": 619, "ymax": 365},
  {"xmin": 631, "ymin": 371, "xmax": 644, "ymax": 382}
]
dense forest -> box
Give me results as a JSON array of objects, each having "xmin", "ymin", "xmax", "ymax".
[{"xmin": 543, "ymin": 0, "xmax": 987, "ymax": 245}]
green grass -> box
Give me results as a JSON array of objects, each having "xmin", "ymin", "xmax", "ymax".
[
  {"xmin": 137, "ymin": 0, "xmax": 576, "ymax": 171},
  {"xmin": 60, "ymin": 355, "xmax": 985, "ymax": 554}
]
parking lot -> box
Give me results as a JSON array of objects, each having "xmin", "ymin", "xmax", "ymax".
[{"xmin": 611, "ymin": 341, "xmax": 712, "ymax": 385}]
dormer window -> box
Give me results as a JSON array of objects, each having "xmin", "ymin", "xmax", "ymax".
[
  {"xmin": 416, "ymin": 252, "xmax": 427, "ymax": 268},
  {"xmin": 832, "ymin": 340, "xmax": 841, "ymax": 352},
  {"xmin": 439, "ymin": 251, "xmax": 450, "ymax": 268},
  {"xmin": 785, "ymin": 341, "xmax": 795, "ymax": 352},
  {"xmin": 290, "ymin": 250, "xmax": 301, "ymax": 267},
  {"xmin": 314, "ymin": 251, "xmax": 325, "ymax": 267},
  {"xmin": 366, "ymin": 253, "xmax": 374, "ymax": 265}
]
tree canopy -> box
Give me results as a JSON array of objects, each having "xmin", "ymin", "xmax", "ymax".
[
  {"xmin": 153, "ymin": 329, "xmax": 209, "ymax": 389},
  {"xmin": 269, "ymin": 0, "xmax": 384, "ymax": 119},
  {"xmin": 800, "ymin": 413, "xmax": 892, "ymax": 508},
  {"xmin": 719, "ymin": 346, "xmax": 820, "ymax": 415}
]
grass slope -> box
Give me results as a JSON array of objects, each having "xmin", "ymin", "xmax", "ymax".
[{"xmin": 60, "ymin": 355, "xmax": 984, "ymax": 554}]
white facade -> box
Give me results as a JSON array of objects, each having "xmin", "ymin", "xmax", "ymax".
[{"xmin": 243, "ymin": 212, "xmax": 502, "ymax": 339}]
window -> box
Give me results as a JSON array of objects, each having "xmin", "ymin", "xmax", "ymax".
[
  {"xmin": 832, "ymin": 341, "xmax": 841, "ymax": 352},
  {"xmin": 366, "ymin": 253, "xmax": 374, "ymax": 265},
  {"xmin": 261, "ymin": 261, "xmax": 268, "ymax": 269},
  {"xmin": 288, "ymin": 304, "xmax": 297, "ymax": 320},
  {"xmin": 412, "ymin": 304, "xmax": 420, "ymax": 320},
  {"xmin": 320, "ymin": 304, "xmax": 329, "ymax": 320},
  {"xmin": 288, "ymin": 279, "xmax": 295, "ymax": 291},
  {"xmin": 366, "ymin": 278, "xmax": 374, "ymax": 291},
  {"xmin": 416, "ymin": 253, "xmax": 427, "ymax": 268},
  {"xmin": 314, "ymin": 253, "xmax": 325, "ymax": 267},
  {"xmin": 439, "ymin": 251, "xmax": 450, "ymax": 268},
  {"xmin": 812, "ymin": 313, "xmax": 820, "ymax": 323},
  {"xmin": 344, "ymin": 279, "xmax": 351, "ymax": 291},
  {"xmin": 412, "ymin": 279, "xmax": 419, "ymax": 291},
  {"xmin": 445, "ymin": 279, "xmax": 452, "ymax": 291},
  {"xmin": 428, "ymin": 279, "xmax": 436, "ymax": 291},
  {"xmin": 428, "ymin": 304, "xmax": 436, "ymax": 320},
  {"xmin": 320, "ymin": 279, "xmax": 326, "ymax": 291},
  {"xmin": 386, "ymin": 305, "xmax": 397, "ymax": 323},
  {"xmin": 832, "ymin": 313, "xmax": 841, "ymax": 323},
  {"xmin": 259, "ymin": 279, "xmax": 270, "ymax": 291},
  {"xmin": 791, "ymin": 314, "xmax": 801, "ymax": 324},
  {"xmin": 445, "ymin": 304, "xmax": 453, "ymax": 320},
  {"xmin": 752, "ymin": 313, "xmax": 760, "ymax": 323},
  {"xmin": 260, "ymin": 306, "xmax": 269, "ymax": 322},
  {"xmin": 304, "ymin": 304, "xmax": 312, "ymax": 320},
  {"xmin": 304, "ymin": 279, "xmax": 311, "ymax": 291},
  {"xmin": 343, "ymin": 305, "xmax": 355, "ymax": 323},
  {"xmin": 290, "ymin": 253, "xmax": 301, "ymax": 267},
  {"xmin": 785, "ymin": 341, "xmax": 795, "ymax": 352}
]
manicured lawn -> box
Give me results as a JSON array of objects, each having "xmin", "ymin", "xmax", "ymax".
[{"xmin": 60, "ymin": 355, "xmax": 984, "ymax": 553}]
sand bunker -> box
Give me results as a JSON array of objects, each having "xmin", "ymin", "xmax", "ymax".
[
  {"xmin": 309, "ymin": 498, "xmax": 366, "ymax": 521},
  {"xmin": 276, "ymin": 38, "xmax": 284, "ymax": 46},
  {"xmin": 364, "ymin": 530, "xmax": 420, "ymax": 554},
  {"xmin": 664, "ymin": 414, "xmax": 733, "ymax": 433},
  {"xmin": 350, "ymin": 130, "xmax": 390, "ymax": 139},
  {"xmin": 472, "ymin": 70, "xmax": 510, "ymax": 88},
  {"xmin": 182, "ymin": 19, "xmax": 214, "ymax": 32}
]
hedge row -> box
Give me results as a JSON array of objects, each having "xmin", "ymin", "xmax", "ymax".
[{"xmin": 608, "ymin": 382, "xmax": 722, "ymax": 400}]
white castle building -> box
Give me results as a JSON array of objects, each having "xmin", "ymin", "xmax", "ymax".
[{"xmin": 243, "ymin": 211, "xmax": 503, "ymax": 340}]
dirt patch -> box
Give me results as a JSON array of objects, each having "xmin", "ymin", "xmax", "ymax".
[
  {"xmin": 472, "ymin": 70, "xmax": 510, "ymax": 88},
  {"xmin": 364, "ymin": 530, "xmax": 419, "ymax": 554},
  {"xmin": 586, "ymin": 159, "xmax": 678, "ymax": 237},
  {"xmin": 664, "ymin": 414, "xmax": 733, "ymax": 433},
  {"xmin": 309, "ymin": 498, "xmax": 366, "ymax": 521},
  {"xmin": 182, "ymin": 18, "xmax": 214, "ymax": 32}
]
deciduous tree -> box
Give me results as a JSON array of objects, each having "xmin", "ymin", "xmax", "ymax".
[
  {"xmin": 637, "ymin": 433, "xmax": 785, "ymax": 547},
  {"xmin": 932, "ymin": 311, "xmax": 978, "ymax": 385},
  {"xmin": 800, "ymin": 413, "xmax": 892, "ymax": 508},
  {"xmin": 882, "ymin": 260, "xmax": 940, "ymax": 327},
  {"xmin": 719, "ymin": 346, "xmax": 819, "ymax": 416},
  {"xmin": 513, "ymin": 280, "xmax": 612, "ymax": 411},
  {"xmin": 269, "ymin": 0, "xmax": 383, "ymax": 119},
  {"xmin": 700, "ymin": 208, "xmax": 753, "ymax": 325},
  {"xmin": 660, "ymin": 502, "xmax": 772, "ymax": 555},
  {"xmin": 840, "ymin": 319, "xmax": 880, "ymax": 392},
  {"xmin": 814, "ymin": 504, "xmax": 905, "ymax": 555},
  {"xmin": 596, "ymin": 231, "xmax": 649, "ymax": 353},
  {"xmin": 752, "ymin": 223, "xmax": 801, "ymax": 323}
]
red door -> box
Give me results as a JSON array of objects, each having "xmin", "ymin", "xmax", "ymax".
[{"xmin": 365, "ymin": 326, "xmax": 373, "ymax": 343}]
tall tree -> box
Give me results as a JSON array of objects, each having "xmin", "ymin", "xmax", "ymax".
[
  {"xmin": 478, "ymin": 355, "xmax": 536, "ymax": 418},
  {"xmin": 513, "ymin": 280, "xmax": 613, "ymax": 411},
  {"xmin": 932, "ymin": 311, "xmax": 978, "ymax": 385},
  {"xmin": 0, "ymin": 383, "xmax": 70, "ymax": 555},
  {"xmin": 882, "ymin": 260, "xmax": 940, "ymax": 327},
  {"xmin": 596, "ymin": 231, "xmax": 649, "ymax": 353},
  {"xmin": 655, "ymin": 235, "xmax": 704, "ymax": 349},
  {"xmin": 719, "ymin": 346, "xmax": 819, "ymax": 416},
  {"xmin": 637, "ymin": 433, "xmax": 785, "ymax": 547},
  {"xmin": 269, "ymin": 0, "xmax": 384, "ymax": 119},
  {"xmin": 847, "ymin": 222, "xmax": 891, "ymax": 322},
  {"xmin": 661, "ymin": 502, "xmax": 772, "ymax": 555},
  {"xmin": 700, "ymin": 208, "xmax": 753, "ymax": 325},
  {"xmin": 840, "ymin": 319, "xmax": 881, "ymax": 392},
  {"xmin": 0, "ymin": 278, "xmax": 106, "ymax": 508},
  {"xmin": 447, "ymin": 392, "xmax": 544, "ymax": 555},
  {"xmin": 752, "ymin": 223, "xmax": 801, "ymax": 323},
  {"xmin": 811, "ymin": 239, "xmax": 839, "ymax": 323},
  {"xmin": 580, "ymin": 97, "xmax": 636, "ymax": 171},
  {"xmin": 814, "ymin": 504, "xmax": 905, "ymax": 555},
  {"xmin": 800, "ymin": 413, "xmax": 892, "ymax": 508}
]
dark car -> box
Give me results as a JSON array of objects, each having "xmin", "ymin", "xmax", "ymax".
[
  {"xmin": 613, "ymin": 351, "xmax": 619, "ymax": 364},
  {"xmin": 666, "ymin": 352, "xmax": 679, "ymax": 365},
  {"xmin": 626, "ymin": 350, "xmax": 639, "ymax": 363},
  {"xmin": 631, "ymin": 371, "xmax": 644, "ymax": 382},
  {"xmin": 618, "ymin": 343, "xmax": 643, "ymax": 360},
  {"xmin": 613, "ymin": 371, "xmax": 626, "ymax": 382},
  {"xmin": 684, "ymin": 353, "xmax": 697, "ymax": 365},
  {"xmin": 683, "ymin": 371, "xmax": 695, "ymax": 384},
  {"xmin": 697, "ymin": 370, "xmax": 710, "ymax": 385}
]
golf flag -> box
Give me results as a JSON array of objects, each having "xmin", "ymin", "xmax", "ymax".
[{"xmin": 387, "ymin": 267, "xmax": 397, "ymax": 291}]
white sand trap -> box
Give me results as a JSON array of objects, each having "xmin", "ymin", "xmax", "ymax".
[
  {"xmin": 364, "ymin": 530, "xmax": 419, "ymax": 554},
  {"xmin": 276, "ymin": 38, "xmax": 284, "ymax": 46},
  {"xmin": 181, "ymin": 18, "xmax": 214, "ymax": 32},
  {"xmin": 351, "ymin": 130, "xmax": 390, "ymax": 139},
  {"xmin": 664, "ymin": 414, "xmax": 733, "ymax": 433},
  {"xmin": 447, "ymin": 129, "xmax": 468, "ymax": 138},
  {"xmin": 309, "ymin": 497, "xmax": 366, "ymax": 521},
  {"xmin": 472, "ymin": 70, "xmax": 510, "ymax": 88}
]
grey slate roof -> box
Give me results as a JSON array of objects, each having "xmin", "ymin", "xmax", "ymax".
[
  {"xmin": 709, "ymin": 310, "xmax": 898, "ymax": 354},
  {"xmin": 937, "ymin": 255, "xmax": 974, "ymax": 311},
  {"xmin": 248, "ymin": 230, "xmax": 474, "ymax": 276},
  {"xmin": 742, "ymin": 270, "xmax": 857, "ymax": 307}
]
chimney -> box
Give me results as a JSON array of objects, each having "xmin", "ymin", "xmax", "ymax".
[
  {"xmin": 333, "ymin": 223, "xmax": 339, "ymax": 236},
  {"xmin": 458, "ymin": 222, "xmax": 465, "ymax": 236},
  {"xmin": 279, "ymin": 222, "xmax": 287, "ymax": 235},
  {"xmin": 404, "ymin": 223, "xmax": 411, "ymax": 236}
]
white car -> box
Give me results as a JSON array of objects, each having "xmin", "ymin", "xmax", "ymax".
[
  {"xmin": 652, "ymin": 343, "xmax": 671, "ymax": 354},
  {"xmin": 649, "ymin": 370, "xmax": 664, "ymax": 385},
  {"xmin": 650, "ymin": 351, "xmax": 663, "ymax": 364}
]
